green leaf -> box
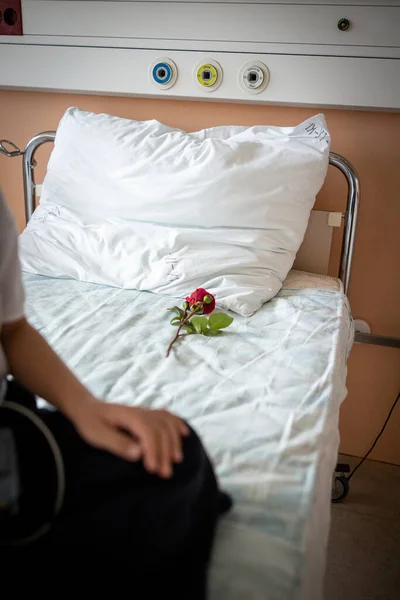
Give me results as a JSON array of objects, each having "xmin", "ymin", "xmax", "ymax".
[
  {"xmin": 167, "ymin": 306, "xmax": 184, "ymax": 318},
  {"xmin": 208, "ymin": 312, "xmax": 234, "ymax": 331},
  {"xmin": 191, "ymin": 316, "xmax": 209, "ymax": 334},
  {"xmin": 183, "ymin": 323, "xmax": 196, "ymax": 334},
  {"xmin": 170, "ymin": 316, "xmax": 181, "ymax": 326},
  {"xmin": 203, "ymin": 329, "xmax": 222, "ymax": 336}
]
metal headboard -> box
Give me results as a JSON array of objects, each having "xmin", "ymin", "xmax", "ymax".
[
  {"xmin": 22, "ymin": 132, "xmax": 56, "ymax": 224},
  {"xmin": 1, "ymin": 131, "xmax": 360, "ymax": 297}
]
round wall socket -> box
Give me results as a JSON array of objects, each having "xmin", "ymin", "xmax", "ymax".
[
  {"xmin": 150, "ymin": 58, "xmax": 178, "ymax": 90},
  {"xmin": 195, "ymin": 60, "xmax": 223, "ymax": 92},
  {"xmin": 239, "ymin": 61, "xmax": 270, "ymax": 94}
]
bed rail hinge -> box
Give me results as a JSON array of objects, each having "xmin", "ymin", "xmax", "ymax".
[
  {"xmin": 0, "ymin": 139, "xmax": 23, "ymax": 158},
  {"xmin": 0, "ymin": 139, "xmax": 37, "ymax": 166}
]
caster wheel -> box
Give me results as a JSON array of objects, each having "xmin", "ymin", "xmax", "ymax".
[{"xmin": 331, "ymin": 475, "xmax": 349, "ymax": 503}]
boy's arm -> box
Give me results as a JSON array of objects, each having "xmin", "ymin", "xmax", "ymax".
[{"xmin": 1, "ymin": 317, "xmax": 187, "ymax": 478}]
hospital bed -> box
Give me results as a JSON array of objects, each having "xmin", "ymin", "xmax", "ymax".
[{"xmin": 1, "ymin": 122, "xmax": 358, "ymax": 600}]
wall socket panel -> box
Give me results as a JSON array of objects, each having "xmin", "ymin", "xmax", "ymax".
[{"xmin": 0, "ymin": 0, "xmax": 23, "ymax": 36}]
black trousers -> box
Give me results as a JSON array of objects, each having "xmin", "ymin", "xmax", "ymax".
[{"xmin": 1, "ymin": 381, "xmax": 227, "ymax": 597}]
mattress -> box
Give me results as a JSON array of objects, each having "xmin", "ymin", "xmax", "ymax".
[{"xmin": 21, "ymin": 269, "xmax": 353, "ymax": 600}]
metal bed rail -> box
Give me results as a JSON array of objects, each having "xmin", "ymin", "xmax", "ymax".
[
  {"xmin": 0, "ymin": 132, "xmax": 398, "ymax": 348},
  {"xmin": 328, "ymin": 152, "xmax": 359, "ymax": 298},
  {"xmin": 22, "ymin": 132, "xmax": 56, "ymax": 224}
]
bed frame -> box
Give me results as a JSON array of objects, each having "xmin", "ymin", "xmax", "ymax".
[{"xmin": 6, "ymin": 129, "xmax": 399, "ymax": 348}]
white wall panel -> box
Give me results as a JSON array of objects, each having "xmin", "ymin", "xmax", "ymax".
[
  {"xmin": 0, "ymin": 1, "xmax": 399, "ymax": 109},
  {"xmin": 22, "ymin": 0, "xmax": 400, "ymax": 5},
  {"xmin": 21, "ymin": 2, "xmax": 400, "ymax": 49},
  {"xmin": 1, "ymin": 44, "xmax": 399, "ymax": 110},
  {"xmin": 3, "ymin": 35, "xmax": 400, "ymax": 59}
]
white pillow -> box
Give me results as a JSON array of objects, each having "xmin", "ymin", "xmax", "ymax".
[{"xmin": 19, "ymin": 107, "xmax": 330, "ymax": 317}]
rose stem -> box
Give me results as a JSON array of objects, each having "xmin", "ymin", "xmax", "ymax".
[{"xmin": 166, "ymin": 304, "xmax": 202, "ymax": 358}]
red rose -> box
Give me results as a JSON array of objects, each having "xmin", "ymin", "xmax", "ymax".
[{"xmin": 186, "ymin": 288, "xmax": 216, "ymax": 315}]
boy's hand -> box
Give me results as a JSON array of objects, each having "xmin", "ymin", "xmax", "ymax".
[{"xmin": 71, "ymin": 399, "xmax": 189, "ymax": 478}]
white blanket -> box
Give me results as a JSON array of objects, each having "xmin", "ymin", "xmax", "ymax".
[{"xmin": 22, "ymin": 272, "xmax": 353, "ymax": 600}]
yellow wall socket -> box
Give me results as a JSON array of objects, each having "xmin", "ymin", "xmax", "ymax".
[{"xmin": 195, "ymin": 60, "xmax": 223, "ymax": 92}]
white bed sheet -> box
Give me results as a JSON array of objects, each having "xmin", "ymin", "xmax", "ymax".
[{"xmin": 21, "ymin": 270, "xmax": 353, "ymax": 600}]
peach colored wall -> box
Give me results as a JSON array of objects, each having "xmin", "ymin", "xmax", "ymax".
[{"xmin": 0, "ymin": 90, "xmax": 399, "ymax": 464}]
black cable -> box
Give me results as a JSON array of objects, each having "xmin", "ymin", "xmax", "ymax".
[{"xmin": 347, "ymin": 391, "xmax": 400, "ymax": 482}]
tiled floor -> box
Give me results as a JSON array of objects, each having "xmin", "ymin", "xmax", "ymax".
[{"xmin": 325, "ymin": 454, "xmax": 400, "ymax": 600}]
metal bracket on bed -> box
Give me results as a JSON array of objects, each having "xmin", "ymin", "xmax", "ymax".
[
  {"xmin": 1, "ymin": 130, "xmax": 396, "ymax": 348},
  {"xmin": 0, "ymin": 139, "xmax": 25, "ymax": 159}
]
